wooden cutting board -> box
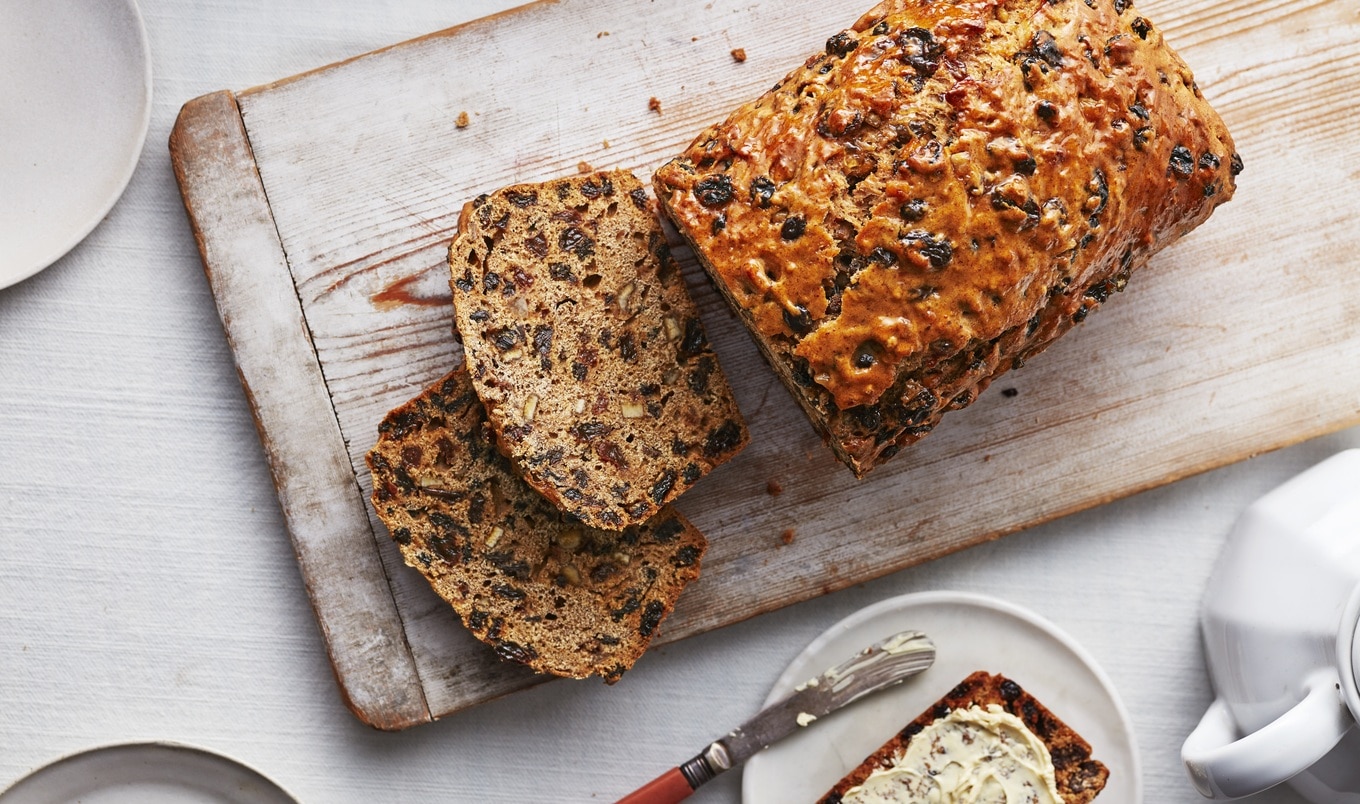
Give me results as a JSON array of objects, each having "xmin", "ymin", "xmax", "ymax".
[{"xmin": 169, "ymin": 0, "xmax": 1360, "ymax": 730}]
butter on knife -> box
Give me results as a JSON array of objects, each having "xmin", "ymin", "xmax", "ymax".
[{"xmin": 616, "ymin": 630, "xmax": 936, "ymax": 803}]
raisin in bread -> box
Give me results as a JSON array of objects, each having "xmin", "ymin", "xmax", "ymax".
[
  {"xmin": 654, "ymin": 0, "xmax": 1239, "ymax": 476},
  {"xmin": 450, "ymin": 169, "xmax": 747, "ymax": 529},
  {"xmin": 366, "ymin": 369, "xmax": 707, "ymax": 682},
  {"xmin": 819, "ymin": 671, "xmax": 1109, "ymax": 803}
]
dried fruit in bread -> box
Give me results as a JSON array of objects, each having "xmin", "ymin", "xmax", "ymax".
[
  {"xmin": 366, "ymin": 369, "xmax": 706, "ymax": 682},
  {"xmin": 451, "ymin": 169, "xmax": 747, "ymax": 528},
  {"xmin": 654, "ymin": 0, "xmax": 1239, "ymax": 475}
]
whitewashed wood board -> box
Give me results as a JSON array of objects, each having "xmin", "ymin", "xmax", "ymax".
[{"xmin": 170, "ymin": 0, "xmax": 1360, "ymax": 729}]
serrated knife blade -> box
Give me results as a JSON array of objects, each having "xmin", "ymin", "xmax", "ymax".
[{"xmin": 616, "ymin": 630, "xmax": 935, "ymax": 804}]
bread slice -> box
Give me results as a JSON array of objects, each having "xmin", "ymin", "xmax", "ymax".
[
  {"xmin": 449, "ymin": 169, "xmax": 747, "ymax": 530},
  {"xmin": 366, "ymin": 368, "xmax": 707, "ymax": 683},
  {"xmin": 819, "ymin": 671, "xmax": 1109, "ymax": 803},
  {"xmin": 654, "ymin": 0, "xmax": 1239, "ymax": 476}
]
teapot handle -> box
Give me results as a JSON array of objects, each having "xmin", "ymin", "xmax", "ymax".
[{"xmin": 1182, "ymin": 671, "xmax": 1353, "ymax": 799}]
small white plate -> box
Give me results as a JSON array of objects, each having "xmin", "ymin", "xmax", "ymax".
[
  {"xmin": 742, "ymin": 590, "xmax": 1141, "ymax": 803},
  {"xmin": 0, "ymin": 742, "xmax": 297, "ymax": 803},
  {"xmin": 0, "ymin": 0, "xmax": 152, "ymax": 289}
]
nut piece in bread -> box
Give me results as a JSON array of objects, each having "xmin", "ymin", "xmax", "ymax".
[
  {"xmin": 818, "ymin": 671, "xmax": 1109, "ymax": 803},
  {"xmin": 654, "ymin": 0, "xmax": 1239, "ymax": 475},
  {"xmin": 366, "ymin": 369, "xmax": 707, "ymax": 683},
  {"xmin": 450, "ymin": 169, "xmax": 748, "ymax": 529}
]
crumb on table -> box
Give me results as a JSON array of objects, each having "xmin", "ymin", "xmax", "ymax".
[
  {"xmin": 648, "ymin": 96, "xmax": 662, "ymax": 114},
  {"xmin": 602, "ymin": 139, "xmax": 611, "ymax": 149},
  {"xmin": 597, "ymin": 31, "xmax": 609, "ymax": 38},
  {"xmin": 766, "ymin": 478, "xmax": 783, "ymax": 497},
  {"xmin": 455, "ymin": 111, "xmax": 470, "ymax": 129},
  {"xmin": 780, "ymin": 528, "xmax": 796, "ymax": 545},
  {"xmin": 577, "ymin": 161, "xmax": 594, "ymax": 174},
  {"xmin": 1001, "ymin": 387, "xmax": 1019, "ymax": 398},
  {"xmin": 731, "ymin": 48, "xmax": 747, "ymax": 62}
]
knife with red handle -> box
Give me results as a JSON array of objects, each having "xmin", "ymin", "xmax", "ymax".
[{"xmin": 616, "ymin": 630, "xmax": 935, "ymax": 803}]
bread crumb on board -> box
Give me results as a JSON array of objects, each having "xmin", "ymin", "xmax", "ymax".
[
  {"xmin": 577, "ymin": 161, "xmax": 594, "ymax": 174},
  {"xmin": 780, "ymin": 528, "xmax": 796, "ymax": 545},
  {"xmin": 648, "ymin": 96, "xmax": 662, "ymax": 114},
  {"xmin": 602, "ymin": 139, "xmax": 611, "ymax": 149},
  {"xmin": 455, "ymin": 111, "xmax": 470, "ymax": 129},
  {"xmin": 731, "ymin": 48, "xmax": 747, "ymax": 62},
  {"xmin": 597, "ymin": 31, "xmax": 609, "ymax": 38},
  {"xmin": 766, "ymin": 479, "xmax": 783, "ymax": 497}
]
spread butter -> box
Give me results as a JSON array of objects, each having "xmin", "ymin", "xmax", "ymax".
[{"xmin": 840, "ymin": 704, "xmax": 1062, "ymax": 803}]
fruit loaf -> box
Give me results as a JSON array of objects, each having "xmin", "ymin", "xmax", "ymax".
[
  {"xmin": 450, "ymin": 169, "xmax": 748, "ymax": 529},
  {"xmin": 653, "ymin": 0, "xmax": 1239, "ymax": 475},
  {"xmin": 366, "ymin": 369, "xmax": 707, "ymax": 682},
  {"xmin": 819, "ymin": 671, "xmax": 1109, "ymax": 802}
]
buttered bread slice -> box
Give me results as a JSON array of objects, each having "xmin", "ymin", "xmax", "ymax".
[{"xmin": 819, "ymin": 671, "xmax": 1109, "ymax": 803}]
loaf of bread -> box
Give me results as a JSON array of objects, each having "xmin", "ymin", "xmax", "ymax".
[
  {"xmin": 366, "ymin": 369, "xmax": 707, "ymax": 682},
  {"xmin": 450, "ymin": 169, "xmax": 748, "ymax": 529},
  {"xmin": 654, "ymin": 0, "xmax": 1239, "ymax": 475},
  {"xmin": 819, "ymin": 671, "xmax": 1109, "ymax": 803}
]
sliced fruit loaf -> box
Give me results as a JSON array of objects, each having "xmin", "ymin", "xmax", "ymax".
[
  {"xmin": 366, "ymin": 368, "xmax": 707, "ymax": 683},
  {"xmin": 653, "ymin": 0, "xmax": 1239, "ymax": 476},
  {"xmin": 449, "ymin": 169, "xmax": 747, "ymax": 531},
  {"xmin": 819, "ymin": 671, "xmax": 1109, "ymax": 803}
]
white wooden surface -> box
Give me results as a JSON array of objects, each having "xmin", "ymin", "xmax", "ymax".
[
  {"xmin": 2, "ymin": 0, "xmax": 1358, "ymax": 801},
  {"xmin": 169, "ymin": 0, "xmax": 1360, "ymax": 726}
]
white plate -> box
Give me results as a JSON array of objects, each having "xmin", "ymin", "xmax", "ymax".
[
  {"xmin": 0, "ymin": 0, "xmax": 152, "ymax": 289},
  {"xmin": 742, "ymin": 591, "xmax": 1141, "ymax": 803},
  {"xmin": 0, "ymin": 742, "xmax": 296, "ymax": 803}
]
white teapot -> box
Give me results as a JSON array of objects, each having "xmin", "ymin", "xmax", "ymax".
[{"xmin": 1183, "ymin": 449, "xmax": 1360, "ymax": 801}]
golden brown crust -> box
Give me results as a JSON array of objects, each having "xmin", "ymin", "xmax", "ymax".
[
  {"xmin": 818, "ymin": 671, "xmax": 1110, "ymax": 803},
  {"xmin": 654, "ymin": 0, "xmax": 1238, "ymax": 475},
  {"xmin": 366, "ymin": 369, "xmax": 706, "ymax": 682}
]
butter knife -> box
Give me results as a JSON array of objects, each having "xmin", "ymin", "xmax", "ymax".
[{"xmin": 616, "ymin": 629, "xmax": 935, "ymax": 803}]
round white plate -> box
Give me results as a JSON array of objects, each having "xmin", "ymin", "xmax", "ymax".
[
  {"xmin": 0, "ymin": 742, "xmax": 296, "ymax": 803},
  {"xmin": 742, "ymin": 591, "xmax": 1141, "ymax": 803},
  {"xmin": 0, "ymin": 0, "xmax": 152, "ymax": 289}
]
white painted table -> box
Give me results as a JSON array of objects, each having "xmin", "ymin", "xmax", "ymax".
[{"xmin": 1, "ymin": 1, "xmax": 1356, "ymax": 801}]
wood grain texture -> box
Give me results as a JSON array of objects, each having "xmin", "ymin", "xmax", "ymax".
[
  {"xmin": 173, "ymin": 0, "xmax": 1360, "ymax": 725},
  {"xmin": 168, "ymin": 91, "xmax": 431, "ymax": 729}
]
